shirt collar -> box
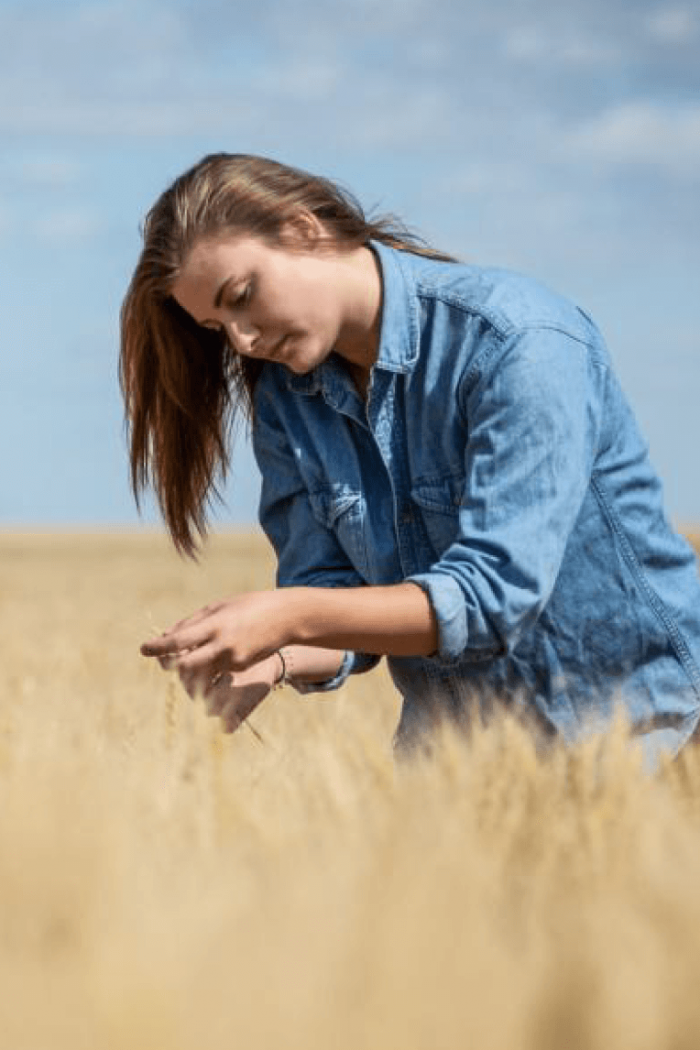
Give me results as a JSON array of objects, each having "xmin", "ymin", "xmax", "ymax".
[{"xmin": 285, "ymin": 239, "xmax": 420, "ymax": 396}]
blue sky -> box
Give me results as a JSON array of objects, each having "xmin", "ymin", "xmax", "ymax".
[{"xmin": 1, "ymin": 0, "xmax": 698, "ymax": 528}]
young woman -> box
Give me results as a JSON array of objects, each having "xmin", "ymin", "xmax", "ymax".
[{"xmin": 121, "ymin": 152, "xmax": 700, "ymax": 766}]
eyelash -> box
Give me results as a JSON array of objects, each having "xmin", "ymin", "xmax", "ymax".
[
  {"xmin": 201, "ymin": 283, "xmax": 252, "ymax": 334},
  {"xmin": 228, "ymin": 283, "xmax": 252, "ymax": 309}
]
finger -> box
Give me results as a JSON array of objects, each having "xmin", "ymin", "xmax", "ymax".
[
  {"xmin": 141, "ymin": 621, "xmax": 215, "ymax": 658},
  {"xmin": 159, "ymin": 644, "xmax": 199, "ymax": 671},
  {"xmin": 148, "ymin": 602, "xmax": 222, "ymax": 643},
  {"xmin": 169, "ymin": 602, "xmax": 225, "ymax": 634},
  {"xmin": 203, "ymin": 667, "xmax": 234, "ymax": 702},
  {"xmin": 175, "ymin": 641, "xmax": 267, "ymax": 680},
  {"xmin": 174, "ymin": 641, "xmax": 228, "ymax": 678},
  {"xmin": 220, "ymin": 688, "xmax": 264, "ymax": 735},
  {"xmin": 141, "ymin": 605, "xmax": 222, "ymax": 655},
  {"xmin": 178, "ymin": 658, "xmax": 223, "ymax": 700},
  {"xmin": 204, "ymin": 673, "xmax": 233, "ymax": 717},
  {"xmin": 180, "ymin": 653, "xmax": 236, "ymax": 702},
  {"xmin": 178, "ymin": 666, "xmax": 199, "ymax": 700}
]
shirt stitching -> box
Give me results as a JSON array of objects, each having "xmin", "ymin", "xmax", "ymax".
[{"xmin": 592, "ymin": 474, "xmax": 700, "ymax": 697}]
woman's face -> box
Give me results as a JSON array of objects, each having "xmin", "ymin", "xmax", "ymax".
[{"xmin": 172, "ymin": 226, "xmax": 380, "ymax": 375}]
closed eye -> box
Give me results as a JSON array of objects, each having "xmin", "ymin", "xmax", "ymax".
[
  {"xmin": 227, "ymin": 282, "xmax": 252, "ymax": 309},
  {"xmin": 198, "ymin": 282, "xmax": 252, "ymax": 332}
]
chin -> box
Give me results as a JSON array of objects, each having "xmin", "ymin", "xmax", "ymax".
[
  {"xmin": 287, "ymin": 341, "xmax": 330, "ymax": 375},
  {"xmin": 287, "ymin": 360, "xmax": 315, "ymax": 375}
]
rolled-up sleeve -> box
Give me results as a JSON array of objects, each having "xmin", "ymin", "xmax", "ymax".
[
  {"xmin": 252, "ymin": 382, "xmax": 380, "ymax": 691},
  {"xmin": 408, "ymin": 327, "xmax": 604, "ymax": 662}
]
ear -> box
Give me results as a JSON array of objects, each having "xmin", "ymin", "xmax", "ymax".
[{"xmin": 281, "ymin": 209, "xmax": 327, "ymax": 249}]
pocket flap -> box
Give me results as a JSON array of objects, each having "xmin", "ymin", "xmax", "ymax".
[
  {"xmin": 411, "ymin": 474, "xmax": 464, "ymax": 515},
  {"xmin": 309, "ymin": 488, "xmax": 362, "ymax": 528}
]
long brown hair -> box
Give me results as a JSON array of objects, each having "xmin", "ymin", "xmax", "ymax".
[{"xmin": 120, "ymin": 153, "xmax": 456, "ymax": 556}]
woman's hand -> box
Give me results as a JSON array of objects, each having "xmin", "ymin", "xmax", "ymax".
[
  {"xmin": 141, "ymin": 590, "xmax": 295, "ymax": 697},
  {"xmin": 141, "ymin": 580, "xmax": 437, "ymax": 703},
  {"xmin": 202, "ymin": 656, "xmax": 280, "ymax": 734}
]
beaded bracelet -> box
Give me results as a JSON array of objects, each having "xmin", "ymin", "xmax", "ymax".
[{"xmin": 273, "ymin": 647, "xmax": 293, "ymax": 689}]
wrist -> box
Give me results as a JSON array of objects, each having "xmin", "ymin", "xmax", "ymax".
[{"xmin": 272, "ymin": 647, "xmax": 294, "ymax": 689}]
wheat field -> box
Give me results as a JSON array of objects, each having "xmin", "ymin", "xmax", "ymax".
[{"xmin": 2, "ymin": 528, "xmax": 700, "ymax": 1050}]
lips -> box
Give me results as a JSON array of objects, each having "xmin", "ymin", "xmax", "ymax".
[
  {"xmin": 255, "ymin": 334, "xmax": 288, "ymax": 360},
  {"xmin": 271, "ymin": 334, "xmax": 288, "ymax": 358}
]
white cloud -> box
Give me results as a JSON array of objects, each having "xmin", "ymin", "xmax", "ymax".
[
  {"xmin": 645, "ymin": 7, "xmax": 697, "ymax": 43},
  {"xmin": 346, "ymin": 83, "xmax": 452, "ymax": 150},
  {"xmin": 20, "ymin": 156, "xmax": 83, "ymax": 188},
  {"xmin": 435, "ymin": 157, "xmax": 548, "ymax": 199},
  {"xmin": 503, "ymin": 27, "xmax": 548, "ymax": 61},
  {"xmin": 0, "ymin": 98, "xmax": 260, "ymax": 137},
  {"xmin": 0, "ymin": 2, "xmax": 197, "ymax": 135},
  {"xmin": 565, "ymin": 102, "xmax": 700, "ymax": 177},
  {"xmin": 504, "ymin": 25, "xmax": 619, "ymax": 65},
  {"xmin": 252, "ymin": 56, "xmax": 345, "ymax": 101},
  {"xmin": 0, "ymin": 0, "xmax": 697, "ymax": 158},
  {"xmin": 31, "ymin": 206, "xmax": 104, "ymax": 243}
]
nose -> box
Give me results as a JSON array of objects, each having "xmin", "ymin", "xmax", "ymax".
[{"xmin": 224, "ymin": 318, "xmax": 259, "ymax": 357}]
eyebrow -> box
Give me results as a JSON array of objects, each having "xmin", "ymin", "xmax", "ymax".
[{"xmin": 214, "ymin": 275, "xmax": 239, "ymax": 309}]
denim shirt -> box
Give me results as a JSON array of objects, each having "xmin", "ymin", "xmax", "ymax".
[{"xmin": 252, "ymin": 241, "xmax": 700, "ymax": 765}]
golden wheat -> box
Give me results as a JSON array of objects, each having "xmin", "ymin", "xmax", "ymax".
[{"xmin": 1, "ymin": 528, "xmax": 700, "ymax": 1050}]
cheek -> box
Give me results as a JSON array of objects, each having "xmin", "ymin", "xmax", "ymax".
[
  {"xmin": 259, "ymin": 286, "xmax": 300, "ymax": 325},
  {"xmin": 289, "ymin": 272, "xmax": 333, "ymax": 327},
  {"xmin": 302, "ymin": 294, "xmax": 336, "ymax": 333},
  {"xmin": 260, "ymin": 273, "xmax": 332, "ymax": 334},
  {"xmin": 276, "ymin": 298, "xmax": 325, "ymax": 334}
]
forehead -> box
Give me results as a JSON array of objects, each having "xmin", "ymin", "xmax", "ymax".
[
  {"xmin": 172, "ymin": 234, "xmax": 273, "ymax": 316},
  {"xmin": 179, "ymin": 234, "xmax": 269, "ymax": 283}
]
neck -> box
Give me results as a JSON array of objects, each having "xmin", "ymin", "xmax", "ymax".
[{"xmin": 333, "ymin": 246, "xmax": 383, "ymax": 374}]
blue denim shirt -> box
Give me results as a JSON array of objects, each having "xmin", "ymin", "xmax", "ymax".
[{"xmin": 252, "ymin": 241, "xmax": 700, "ymax": 764}]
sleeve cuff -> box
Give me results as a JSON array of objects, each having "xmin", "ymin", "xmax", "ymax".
[
  {"xmin": 406, "ymin": 572, "xmax": 468, "ymax": 660},
  {"xmin": 292, "ymin": 650, "xmax": 381, "ymax": 695}
]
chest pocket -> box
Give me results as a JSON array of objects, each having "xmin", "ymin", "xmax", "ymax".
[
  {"xmin": 308, "ymin": 486, "xmax": 370, "ymax": 578},
  {"xmin": 410, "ymin": 473, "xmax": 465, "ymax": 558}
]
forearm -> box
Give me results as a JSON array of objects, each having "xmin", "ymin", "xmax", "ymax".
[
  {"xmin": 282, "ymin": 582, "xmax": 438, "ymax": 658},
  {"xmin": 271, "ymin": 644, "xmax": 347, "ymax": 686},
  {"xmin": 142, "ymin": 582, "xmax": 438, "ymax": 689}
]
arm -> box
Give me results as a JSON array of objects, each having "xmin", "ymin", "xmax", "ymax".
[
  {"xmin": 407, "ymin": 325, "xmax": 605, "ymax": 660},
  {"xmin": 271, "ymin": 581, "xmax": 438, "ymax": 656},
  {"xmin": 146, "ymin": 584, "xmax": 435, "ymax": 734},
  {"xmin": 196, "ymin": 645, "xmax": 345, "ymax": 734},
  {"xmin": 251, "ymin": 372, "xmax": 385, "ymax": 685},
  {"xmin": 144, "ymin": 326, "xmax": 601, "ymax": 717},
  {"xmin": 141, "ymin": 367, "xmax": 387, "ymax": 728},
  {"xmin": 143, "ymin": 580, "xmax": 437, "ymax": 684}
]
